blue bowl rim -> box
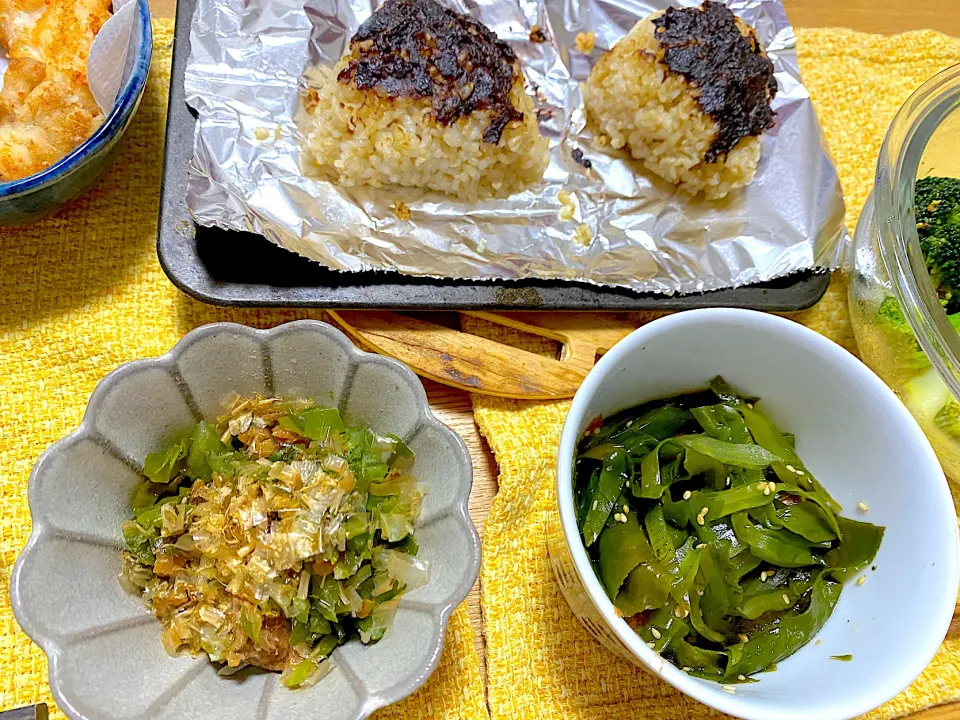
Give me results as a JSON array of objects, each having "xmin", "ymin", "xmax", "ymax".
[{"xmin": 0, "ymin": 0, "xmax": 154, "ymax": 197}]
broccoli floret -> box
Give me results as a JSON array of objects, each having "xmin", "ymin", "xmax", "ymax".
[
  {"xmin": 905, "ymin": 367, "xmax": 960, "ymax": 442},
  {"xmin": 875, "ymin": 297, "xmax": 928, "ymax": 370},
  {"xmin": 877, "ymin": 296, "xmax": 911, "ymax": 333},
  {"xmin": 915, "ymin": 176, "xmax": 960, "ymax": 312},
  {"xmin": 935, "ymin": 400, "xmax": 960, "ymax": 441},
  {"xmin": 874, "ymin": 296, "xmax": 960, "ymax": 371}
]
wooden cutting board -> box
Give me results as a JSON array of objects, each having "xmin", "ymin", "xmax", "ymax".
[{"xmin": 328, "ymin": 310, "xmax": 643, "ymax": 399}]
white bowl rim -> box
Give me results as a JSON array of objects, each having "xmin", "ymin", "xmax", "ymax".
[
  {"xmin": 10, "ymin": 319, "xmax": 481, "ymax": 720},
  {"xmin": 556, "ymin": 307, "xmax": 960, "ymax": 720}
]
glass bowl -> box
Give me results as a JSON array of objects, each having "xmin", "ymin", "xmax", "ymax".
[{"xmin": 849, "ymin": 63, "xmax": 960, "ymax": 481}]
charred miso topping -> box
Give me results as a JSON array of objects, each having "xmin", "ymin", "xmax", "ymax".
[
  {"xmin": 572, "ymin": 147, "xmax": 592, "ymax": 169},
  {"xmin": 652, "ymin": 1, "xmax": 777, "ymax": 163},
  {"xmin": 338, "ymin": 0, "xmax": 524, "ymax": 144}
]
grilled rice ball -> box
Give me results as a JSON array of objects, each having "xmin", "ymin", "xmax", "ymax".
[
  {"xmin": 304, "ymin": 0, "xmax": 549, "ymax": 201},
  {"xmin": 582, "ymin": 1, "xmax": 777, "ymax": 200}
]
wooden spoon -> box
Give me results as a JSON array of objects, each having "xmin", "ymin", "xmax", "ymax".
[{"xmin": 328, "ymin": 310, "xmax": 640, "ymax": 399}]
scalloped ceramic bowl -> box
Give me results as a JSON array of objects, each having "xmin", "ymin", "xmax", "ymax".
[{"xmin": 10, "ymin": 320, "xmax": 480, "ymax": 720}]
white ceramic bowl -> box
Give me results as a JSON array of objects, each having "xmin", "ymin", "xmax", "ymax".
[
  {"xmin": 11, "ymin": 320, "xmax": 480, "ymax": 720},
  {"xmin": 555, "ymin": 308, "xmax": 960, "ymax": 720}
]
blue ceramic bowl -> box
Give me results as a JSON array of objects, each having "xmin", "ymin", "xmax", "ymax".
[{"xmin": 0, "ymin": 0, "xmax": 153, "ymax": 225}]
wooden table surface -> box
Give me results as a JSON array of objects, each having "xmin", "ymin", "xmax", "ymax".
[
  {"xmin": 150, "ymin": 0, "xmax": 960, "ymax": 36},
  {"xmin": 145, "ymin": 0, "xmax": 960, "ymax": 716}
]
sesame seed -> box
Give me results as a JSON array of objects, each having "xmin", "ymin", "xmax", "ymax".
[
  {"xmin": 695, "ymin": 543, "xmax": 706, "ymax": 549},
  {"xmin": 696, "ymin": 514, "xmax": 705, "ymax": 526},
  {"xmin": 796, "ymin": 469, "xmax": 806, "ymax": 476},
  {"xmin": 592, "ymin": 500, "xmax": 597, "ymax": 510},
  {"xmin": 738, "ymin": 633, "xmax": 748, "ymax": 643},
  {"xmin": 746, "ymin": 402, "xmax": 754, "ymax": 410},
  {"xmin": 613, "ymin": 607, "xmax": 623, "ymax": 618},
  {"xmin": 697, "ymin": 589, "xmax": 704, "ymax": 596},
  {"xmin": 722, "ymin": 685, "xmax": 737, "ymax": 694},
  {"xmin": 857, "ymin": 502, "xmax": 869, "ymax": 512},
  {"xmin": 674, "ymin": 605, "xmax": 687, "ymax": 618},
  {"xmin": 785, "ymin": 464, "xmax": 796, "ymax": 473},
  {"xmin": 763, "ymin": 487, "xmax": 771, "ymax": 496},
  {"xmin": 756, "ymin": 482, "xmax": 765, "ymax": 491},
  {"xmin": 768, "ymin": 481, "xmax": 777, "ymax": 492},
  {"xmin": 626, "ymin": 420, "xmax": 633, "ymax": 427},
  {"xmin": 651, "ymin": 628, "xmax": 662, "ymax": 639},
  {"xmin": 623, "ymin": 504, "xmax": 629, "ymax": 514},
  {"xmin": 760, "ymin": 571, "xmax": 768, "ymax": 581},
  {"xmin": 726, "ymin": 477, "xmax": 731, "ymax": 487},
  {"xmin": 683, "ymin": 490, "xmax": 692, "ymax": 500},
  {"xmin": 646, "ymin": 641, "xmax": 655, "ymax": 648},
  {"xmin": 857, "ymin": 575, "xmax": 866, "ymax": 586},
  {"xmin": 701, "ymin": 506, "xmax": 709, "ymax": 516},
  {"xmin": 737, "ymin": 674, "xmax": 746, "ymax": 681},
  {"xmin": 681, "ymin": 666, "xmax": 692, "ymax": 673},
  {"xmin": 782, "ymin": 593, "xmax": 790, "ymax": 604},
  {"xmin": 626, "ymin": 480, "xmax": 631, "ymax": 488}
]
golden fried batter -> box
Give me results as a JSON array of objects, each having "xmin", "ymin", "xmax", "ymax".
[{"xmin": 0, "ymin": 0, "xmax": 111, "ymax": 180}]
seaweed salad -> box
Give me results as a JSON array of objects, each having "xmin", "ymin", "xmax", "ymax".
[{"xmin": 573, "ymin": 377, "xmax": 883, "ymax": 682}]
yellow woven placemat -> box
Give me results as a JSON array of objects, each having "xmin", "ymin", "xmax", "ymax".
[
  {"xmin": 0, "ymin": 19, "xmax": 488, "ymax": 720},
  {"xmin": 2, "ymin": 18, "xmax": 960, "ymax": 720},
  {"xmin": 469, "ymin": 28, "xmax": 960, "ymax": 720}
]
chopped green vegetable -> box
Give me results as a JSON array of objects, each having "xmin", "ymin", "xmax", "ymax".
[
  {"xmin": 240, "ymin": 607, "xmax": 263, "ymax": 645},
  {"xmin": 573, "ymin": 377, "xmax": 883, "ymax": 682},
  {"xmin": 387, "ymin": 433, "xmax": 415, "ymax": 458},
  {"xmin": 142, "ymin": 438, "xmax": 189, "ymax": 484},
  {"xmin": 119, "ymin": 395, "xmax": 425, "ymax": 688},
  {"xmin": 185, "ymin": 421, "xmax": 231, "ymax": 481},
  {"xmin": 120, "ymin": 519, "xmax": 156, "ymax": 565},
  {"xmin": 282, "ymin": 659, "xmax": 318, "ymax": 689},
  {"xmin": 300, "ymin": 407, "xmax": 346, "ymax": 439}
]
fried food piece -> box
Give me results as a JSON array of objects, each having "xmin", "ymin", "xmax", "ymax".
[{"xmin": 0, "ymin": 0, "xmax": 111, "ymax": 180}]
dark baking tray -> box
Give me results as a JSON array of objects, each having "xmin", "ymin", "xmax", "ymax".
[{"xmin": 157, "ymin": 0, "xmax": 831, "ymax": 311}]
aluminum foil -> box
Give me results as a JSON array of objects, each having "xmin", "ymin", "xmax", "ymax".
[{"xmin": 184, "ymin": 0, "xmax": 847, "ymax": 295}]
